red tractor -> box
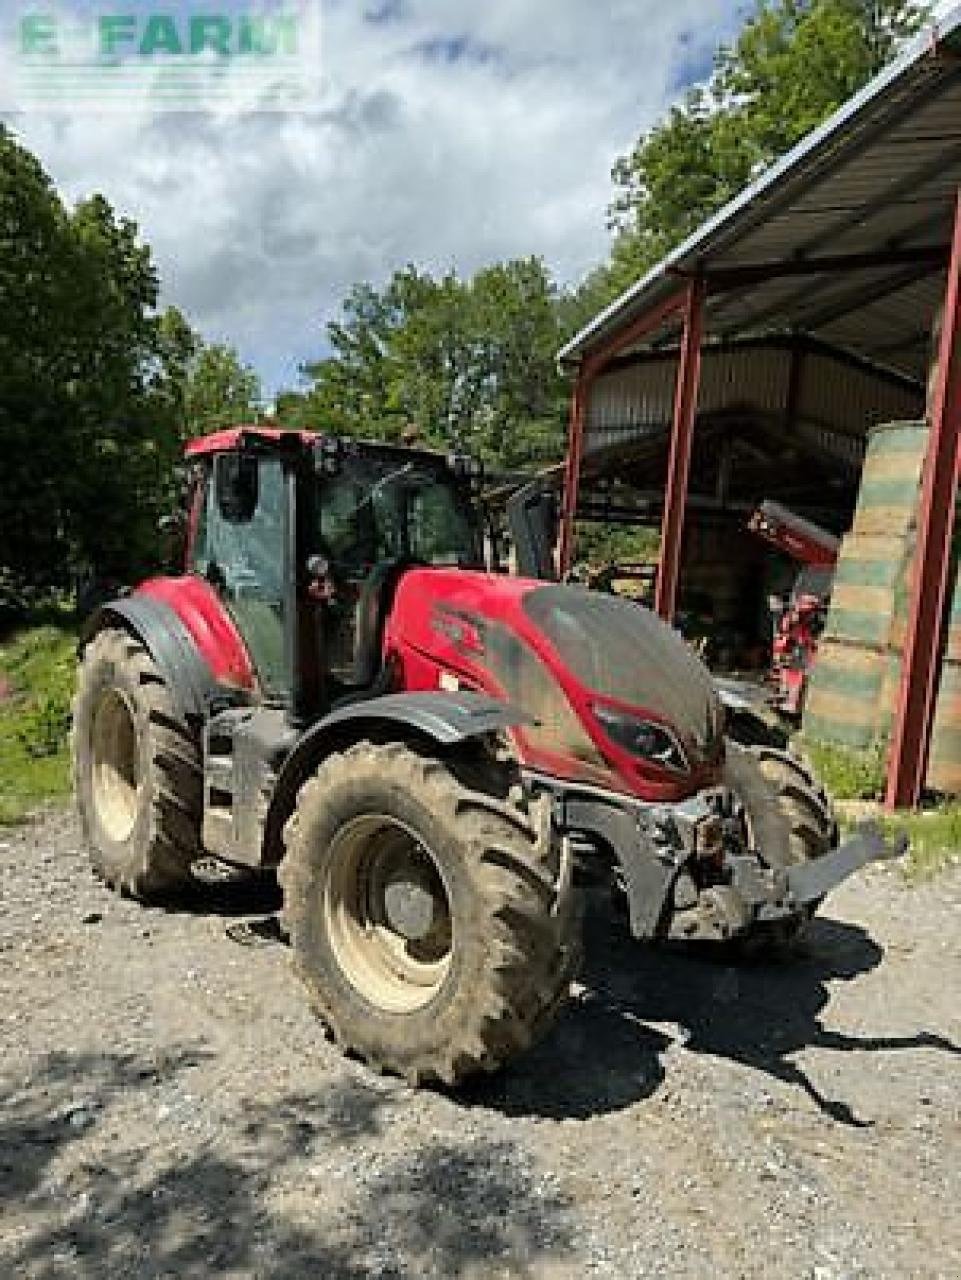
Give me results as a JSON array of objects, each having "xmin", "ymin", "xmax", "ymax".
[{"xmin": 73, "ymin": 430, "xmax": 897, "ymax": 1085}]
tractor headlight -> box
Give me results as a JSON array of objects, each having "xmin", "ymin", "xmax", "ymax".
[{"xmin": 593, "ymin": 705, "xmax": 689, "ymax": 773}]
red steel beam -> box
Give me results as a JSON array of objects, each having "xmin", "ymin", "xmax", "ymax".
[
  {"xmin": 558, "ymin": 288, "xmax": 689, "ymax": 575},
  {"xmin": 885, "ymin": 187, "xmax": 961, "ymax": 809},
  {"xmin": 558, "ymin": 371, "xmax": 588, "ymax": 573},
  {"xmin": 655, "ymin": 279, "xmax": 706, "ymax": 620}
]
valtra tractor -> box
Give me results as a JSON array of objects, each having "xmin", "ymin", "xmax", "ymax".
[{"xmin": 73, "ymin": 429, "xmax": 900, "ymax": 1085}]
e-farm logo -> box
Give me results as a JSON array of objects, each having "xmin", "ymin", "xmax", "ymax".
[{"xmin": 8, "ymin": 4, "xmax": 322, "ymax": 111}]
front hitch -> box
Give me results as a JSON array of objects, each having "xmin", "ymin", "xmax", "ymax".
[
  {"xmin": 780, "ymin": 822, "xmax": 907, "ymax": 910},
  {"xmin": 726, "ymin": 821, "xmax": 907, "ymax": 930},
  {"xmin": 688, "ymin": 823, "xmax": 908, "ymax": 942}
]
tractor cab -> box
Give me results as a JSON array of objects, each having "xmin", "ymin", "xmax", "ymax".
[{"xmin": 184, "ymin": 428, "xmax": 483, "ymax": 714}]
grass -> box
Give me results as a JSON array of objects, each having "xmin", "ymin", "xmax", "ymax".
[
  {"xmin": 794, "ymin": 734, "xmax": 960, "ymax": 879},
  {"xmin": 0, "ymin": 622, "xmax": 77, "ymax": 825},
  {"xmin": 879, "ymin": 805, "xmax": 961, "ymax": 882},
  {"xmin": 793, "ymin": 735, "xmax": 887, "ymax": 802}
]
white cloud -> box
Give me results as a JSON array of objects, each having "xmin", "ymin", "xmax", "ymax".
[{"xmin": 1, "ymin": 1, "xmax": 751, "ymax": 391}]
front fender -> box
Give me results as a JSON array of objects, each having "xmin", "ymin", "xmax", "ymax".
[{"xmin": 263, "ymin": 692, "xmax": 531, "ymax": 865}]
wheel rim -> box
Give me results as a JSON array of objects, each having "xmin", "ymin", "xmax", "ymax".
[
  {"xmin": 90, "ymin": 688, "xmax": 141, "ymax": 844},
  {"xmin": 323, "ymin": 815, "xmax": 453, "ymax": 1014}
]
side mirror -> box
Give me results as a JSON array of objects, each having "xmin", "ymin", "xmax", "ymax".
[
  {"xmin": 215, "ymin": 453, "xmax": 259, "ymax": 524},
  {"xmin": 158, "ymin": 511, "xmax": 186, "ymax": 536}
]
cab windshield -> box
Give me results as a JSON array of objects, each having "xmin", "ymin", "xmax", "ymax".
[{"xmin": 318, "ymin": 454, "xmax": 481, "ymax": 576}]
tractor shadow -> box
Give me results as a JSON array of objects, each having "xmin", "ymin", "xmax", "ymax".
[
  {"xmin": 142, "ymin": 861, "xmax": 284, "ymax": 921},
  {"xmin": 460, "ymin": 892, "xmax": 961, "ymax": 1126}
]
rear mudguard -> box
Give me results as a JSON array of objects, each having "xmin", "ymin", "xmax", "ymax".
[
  {"xmin": 81, "ymin": 595, "xmax": 229, "ymax": 721},
  {"xmin": 81, "ymin": 578, "xmax": 257, "ymax": 722}
]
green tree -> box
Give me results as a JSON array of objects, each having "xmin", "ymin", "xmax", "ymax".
[
  {"xmin": 0, "ymin": 126, "xmax": 197, "ymax": 597},
  {"xmin": 603, "ymin": 0, "xmax": 929, "ymax": 297},
  {"xmin": 59, "ymin": 193, "xmax": 173, "ymax": 581},
  {"xmin": 150, "ymin": 306, "xmax": 200, "ymax": 437},
  {"xmin": 279, "ymin": 281, "xmax": 405, "ymax": 439},
  {"xmin": 0, "ymin": 124, "xmax": 75, "ymax": 591},
  {"xmin": 182, "ymin": 343, "xmax": 262, "ymax": 436},
  {"xmin": 279, "ymin": 258, "xmax": 568, "ymax": 469},
  {"xmin": 470, "ymin": 258, "xmax": 568, "ymax": 466}
]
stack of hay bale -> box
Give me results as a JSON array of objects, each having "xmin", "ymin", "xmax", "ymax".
[
  {"xmin": 804, "ymin": 412, "xmax": 961, "ymax": 794},
  {"xmin": 804, "ymin": 421, "xmax": 926, "ymax": 751}
]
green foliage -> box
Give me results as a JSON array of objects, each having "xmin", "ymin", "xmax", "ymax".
[
  {"xmin": 0, "ymin": 124, "xmax": 266, "ymax": 603},
  {"xmin": 278, "ymin": 258, "xmax": 568, "ymax": 469},
  {"xmin": 574, "ymin": 523, "xmax": 661, "ymax": 568},
  {"xmin": 0, "ymin": 126, "xmax": 186, "ymax": 594},
  {"xmin": 0, "ymin": 624, "xmax": 76, "ymax": 824},
  {"xmin": 882, "ymin": 805, "xmax": 961, "ymax": 880},
  {"xmin": 795, "ymin": 735, "xmax": 887, "ymax": 800},
  {"xmin": 597, "ymin": 0, "xmax": 929, "ymax": 302},
  {"xmin": 796, "ymin": 733, "xmax": 958, "ymax": 880},
  {"xmin": 183, "ymin": 343, "xmax": 263, "ymax": 437},
  {"xmin": 16, "ymin": 693, "xmax": 72, "ymax": 759}
]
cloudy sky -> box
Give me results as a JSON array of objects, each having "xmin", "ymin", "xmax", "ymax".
[{"xmin": 2, "ymin": 1, "xmax": 951, "ymax": 396}]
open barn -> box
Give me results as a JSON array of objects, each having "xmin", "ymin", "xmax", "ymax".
[{"xmin": 557, "ymin": 6, "xmax": 961, "ymax": 808}]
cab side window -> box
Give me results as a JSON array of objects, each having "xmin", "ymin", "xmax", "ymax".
[{"xmin": 193, "ymin": 456, "xmax": 290, "ymax": 697}]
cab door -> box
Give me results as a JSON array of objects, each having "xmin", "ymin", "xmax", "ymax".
[{"xmin": 191, "ymin": 453, "xmax": 292, "ymax": 701}]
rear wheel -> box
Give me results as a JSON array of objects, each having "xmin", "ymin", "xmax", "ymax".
[
  {"xmin": 72, "ymin": 628, "xmax": 202, "ymax": 899},
  {"xmin": 279, "ymin": 742, "xmax": 579, "ymax": 1085},
  {"xmin": 724, "ymin": 742, "xmax": 837, "ymax": 948}
]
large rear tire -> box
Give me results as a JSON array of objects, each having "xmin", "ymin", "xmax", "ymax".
[
  {"xmin": 72, "ymin": 628, "xmax": 202, "ymax": 899},
  {"xmin": 279, "ymin": 741, "xmax": 579, "ymax": 1085}
]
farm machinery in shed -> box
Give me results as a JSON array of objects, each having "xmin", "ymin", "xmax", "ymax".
[
  {"xmin": 74, "ymin": 429, "xmax": 899, "ymax": 1084},
  {"xmin": 748, "ymin": 501, "xmax": 840, "ymax": 719}
]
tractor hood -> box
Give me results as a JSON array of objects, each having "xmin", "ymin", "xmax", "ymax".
[
  {"xmin": 388, "ymin": 570, "xmax": 724, "ymax": 790},
  {"xmin": 521, "ymin": 585, "xmax": 724, "ymax": 760}
]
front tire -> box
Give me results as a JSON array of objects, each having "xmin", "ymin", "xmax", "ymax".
[
  {"xmin": 72, "ymin": 628, "xmax": 202, "ymax": 899},
  {"xmin": 279, "ymin": 742, "xmax": 579, "ymax": 1085},
  {"xmin": 724, "ymin": 742, "xmax": 837, "ymax": 948}
]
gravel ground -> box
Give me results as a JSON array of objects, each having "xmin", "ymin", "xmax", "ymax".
[{"xmin": 1, "ymin": 807, "xmax": 960, "ymax": 1279}]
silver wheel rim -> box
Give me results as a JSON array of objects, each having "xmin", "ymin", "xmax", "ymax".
[
  {"xmin": 323, "ymin": 815, "xmax": 453, "ymax": 1014},
  {"xmin": 90, "ymin": 688, "xmax": 141, "ymax": 844}
]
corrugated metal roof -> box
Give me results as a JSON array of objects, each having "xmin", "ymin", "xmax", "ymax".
[{"xmin": 559, "ymin": 5, "xmax": 961, "ymax": 382}]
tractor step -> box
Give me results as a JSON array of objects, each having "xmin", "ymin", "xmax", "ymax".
[{"xmin": 202, "ymin": 708, "xmax": 297, "ymax": 867}]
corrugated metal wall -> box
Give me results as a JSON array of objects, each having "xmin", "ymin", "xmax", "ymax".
[{"xmin": 584, "ymin": 345, "xmax": 922, "ymax": 459}]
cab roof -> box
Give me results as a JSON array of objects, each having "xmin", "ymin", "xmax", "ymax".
[
  {"xmin": 184, "ymin": 426, "xmax": 319, "ymax": 458},
  {"xmin": 183, "ymin": 425, "xmax": 469, "ymax": 470}
]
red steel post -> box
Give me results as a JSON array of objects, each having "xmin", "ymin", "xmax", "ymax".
[
  {"xmin": 558, "ymin": 290, "xmax": 690, "ymax": 577},
  {"xmin": 558, "ymin": 371, "xmax": 588, "ymax": 575},
  {"xmin": 655, "ymin": 279, "xmax": 706, "ymax": 620},
  {"xmin": 885, "ymin": 187, "xmax": 961, "ymax": 809}
]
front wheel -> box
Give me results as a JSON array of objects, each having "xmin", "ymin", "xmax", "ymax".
[
  {"xmin": 724, "ymin": 742, "xmax": 837, "ymax": 948},
  {"xmin": 279, "ymin": 742, "xmax": 579, "ymax": 1085}
]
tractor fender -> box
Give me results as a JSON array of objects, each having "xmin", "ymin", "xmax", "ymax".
[
  {"xmin": 81, "ymin": 595, "xmax": 227, "ymax": 722},
  {"xmin": 263, "ymin": 692, "xmax": 532, "ymax": 865}
]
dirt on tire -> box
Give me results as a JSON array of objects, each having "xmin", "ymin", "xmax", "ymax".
[
  {"xmin": 279, "ymin": 741, "xmax": 580, "ymax": 1085},
  {"xmin": 72, "ymin": 628, "xmax": 202, "ymax": 898}
]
